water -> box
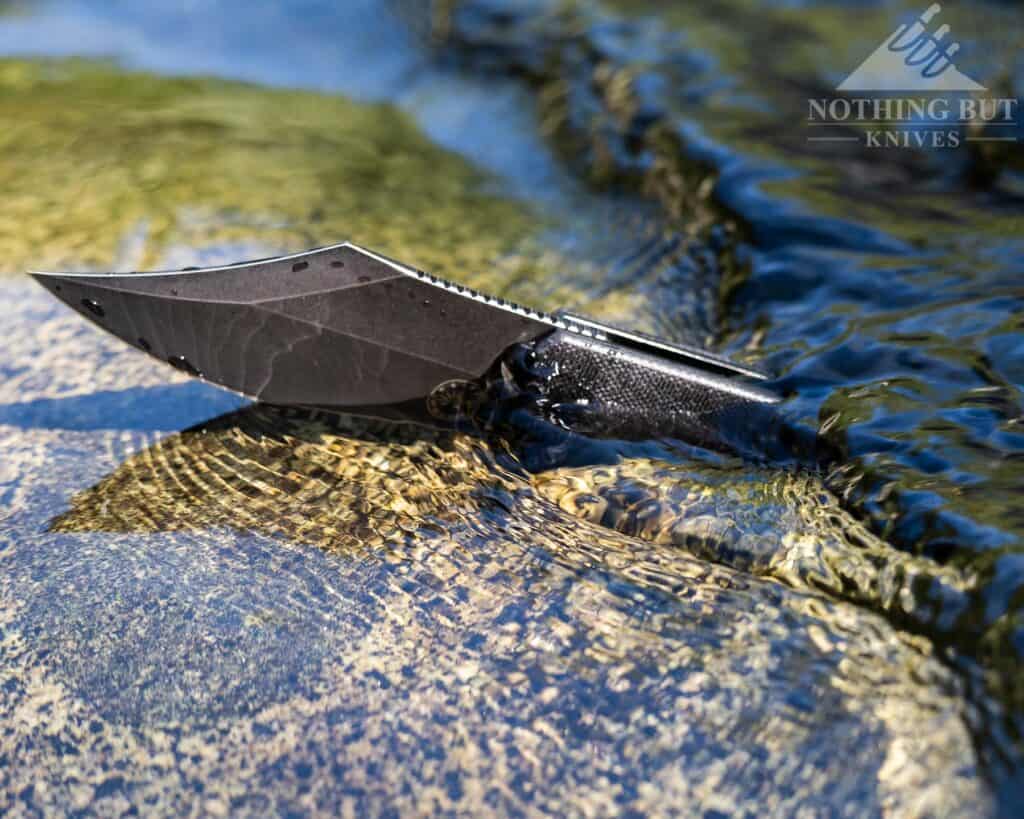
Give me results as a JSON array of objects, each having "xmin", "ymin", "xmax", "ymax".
[{"xmin": 0, "ymin": 0, "xmax": 1021, "ymax": 814}]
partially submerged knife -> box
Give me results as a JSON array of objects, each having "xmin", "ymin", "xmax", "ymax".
[{"xmin": 30, "ymin": 242, "xmax": 778, "ymax": 448}]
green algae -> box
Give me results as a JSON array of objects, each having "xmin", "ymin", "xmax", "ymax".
[{"xmin": 0, "ymin": 58, "xmax": 558, "ymax": 303}]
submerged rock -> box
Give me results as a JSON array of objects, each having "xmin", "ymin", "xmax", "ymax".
[
  {"xmin": 0, "ymin": 287, "xmax": 994, "ymax": 816},
  {"xmin": 0, "ymin": 0, "xmax": 1022, "ymax": 810}
]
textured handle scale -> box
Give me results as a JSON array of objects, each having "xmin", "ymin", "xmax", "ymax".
[{"xmin": 524, "ymin": 330, "xmax": 780, "ymax": 452}]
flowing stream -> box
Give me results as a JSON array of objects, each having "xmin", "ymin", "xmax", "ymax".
[{"xmin": 0, "ymin": 1, "xmax": 1021, "ymax": 815}]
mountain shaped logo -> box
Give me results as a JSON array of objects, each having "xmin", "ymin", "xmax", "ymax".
[{"xmin": 838, "ymin": 4, "xmax": 986, "ymax": 92}]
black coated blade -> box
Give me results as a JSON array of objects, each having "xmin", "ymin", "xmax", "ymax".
[{"xmin": 30, "ymin": 242, "xmax": 557, "ymax": 409}]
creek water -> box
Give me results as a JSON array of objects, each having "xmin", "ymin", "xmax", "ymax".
[{"xmin": 0, "ymin": 1, "xmax": 1021, "ymax": 815}]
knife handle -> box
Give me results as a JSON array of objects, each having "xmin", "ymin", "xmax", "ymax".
[{"xmin": 521, "ymin": 329, "xmax": 780, "ymax": 453}]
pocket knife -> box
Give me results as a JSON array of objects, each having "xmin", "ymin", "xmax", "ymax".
[{"xmin": 31, "ymin": 242, "xmax": 778, "ymax": 448}]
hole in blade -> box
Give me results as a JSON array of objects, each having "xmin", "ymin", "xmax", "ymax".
[
  {"xmin": 167, "ymin": 356, "xmax": 202, "ymax": 377},
  {"xmin": 81, "ymin": 298, "xmax": 104, "ymax": 318}
]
